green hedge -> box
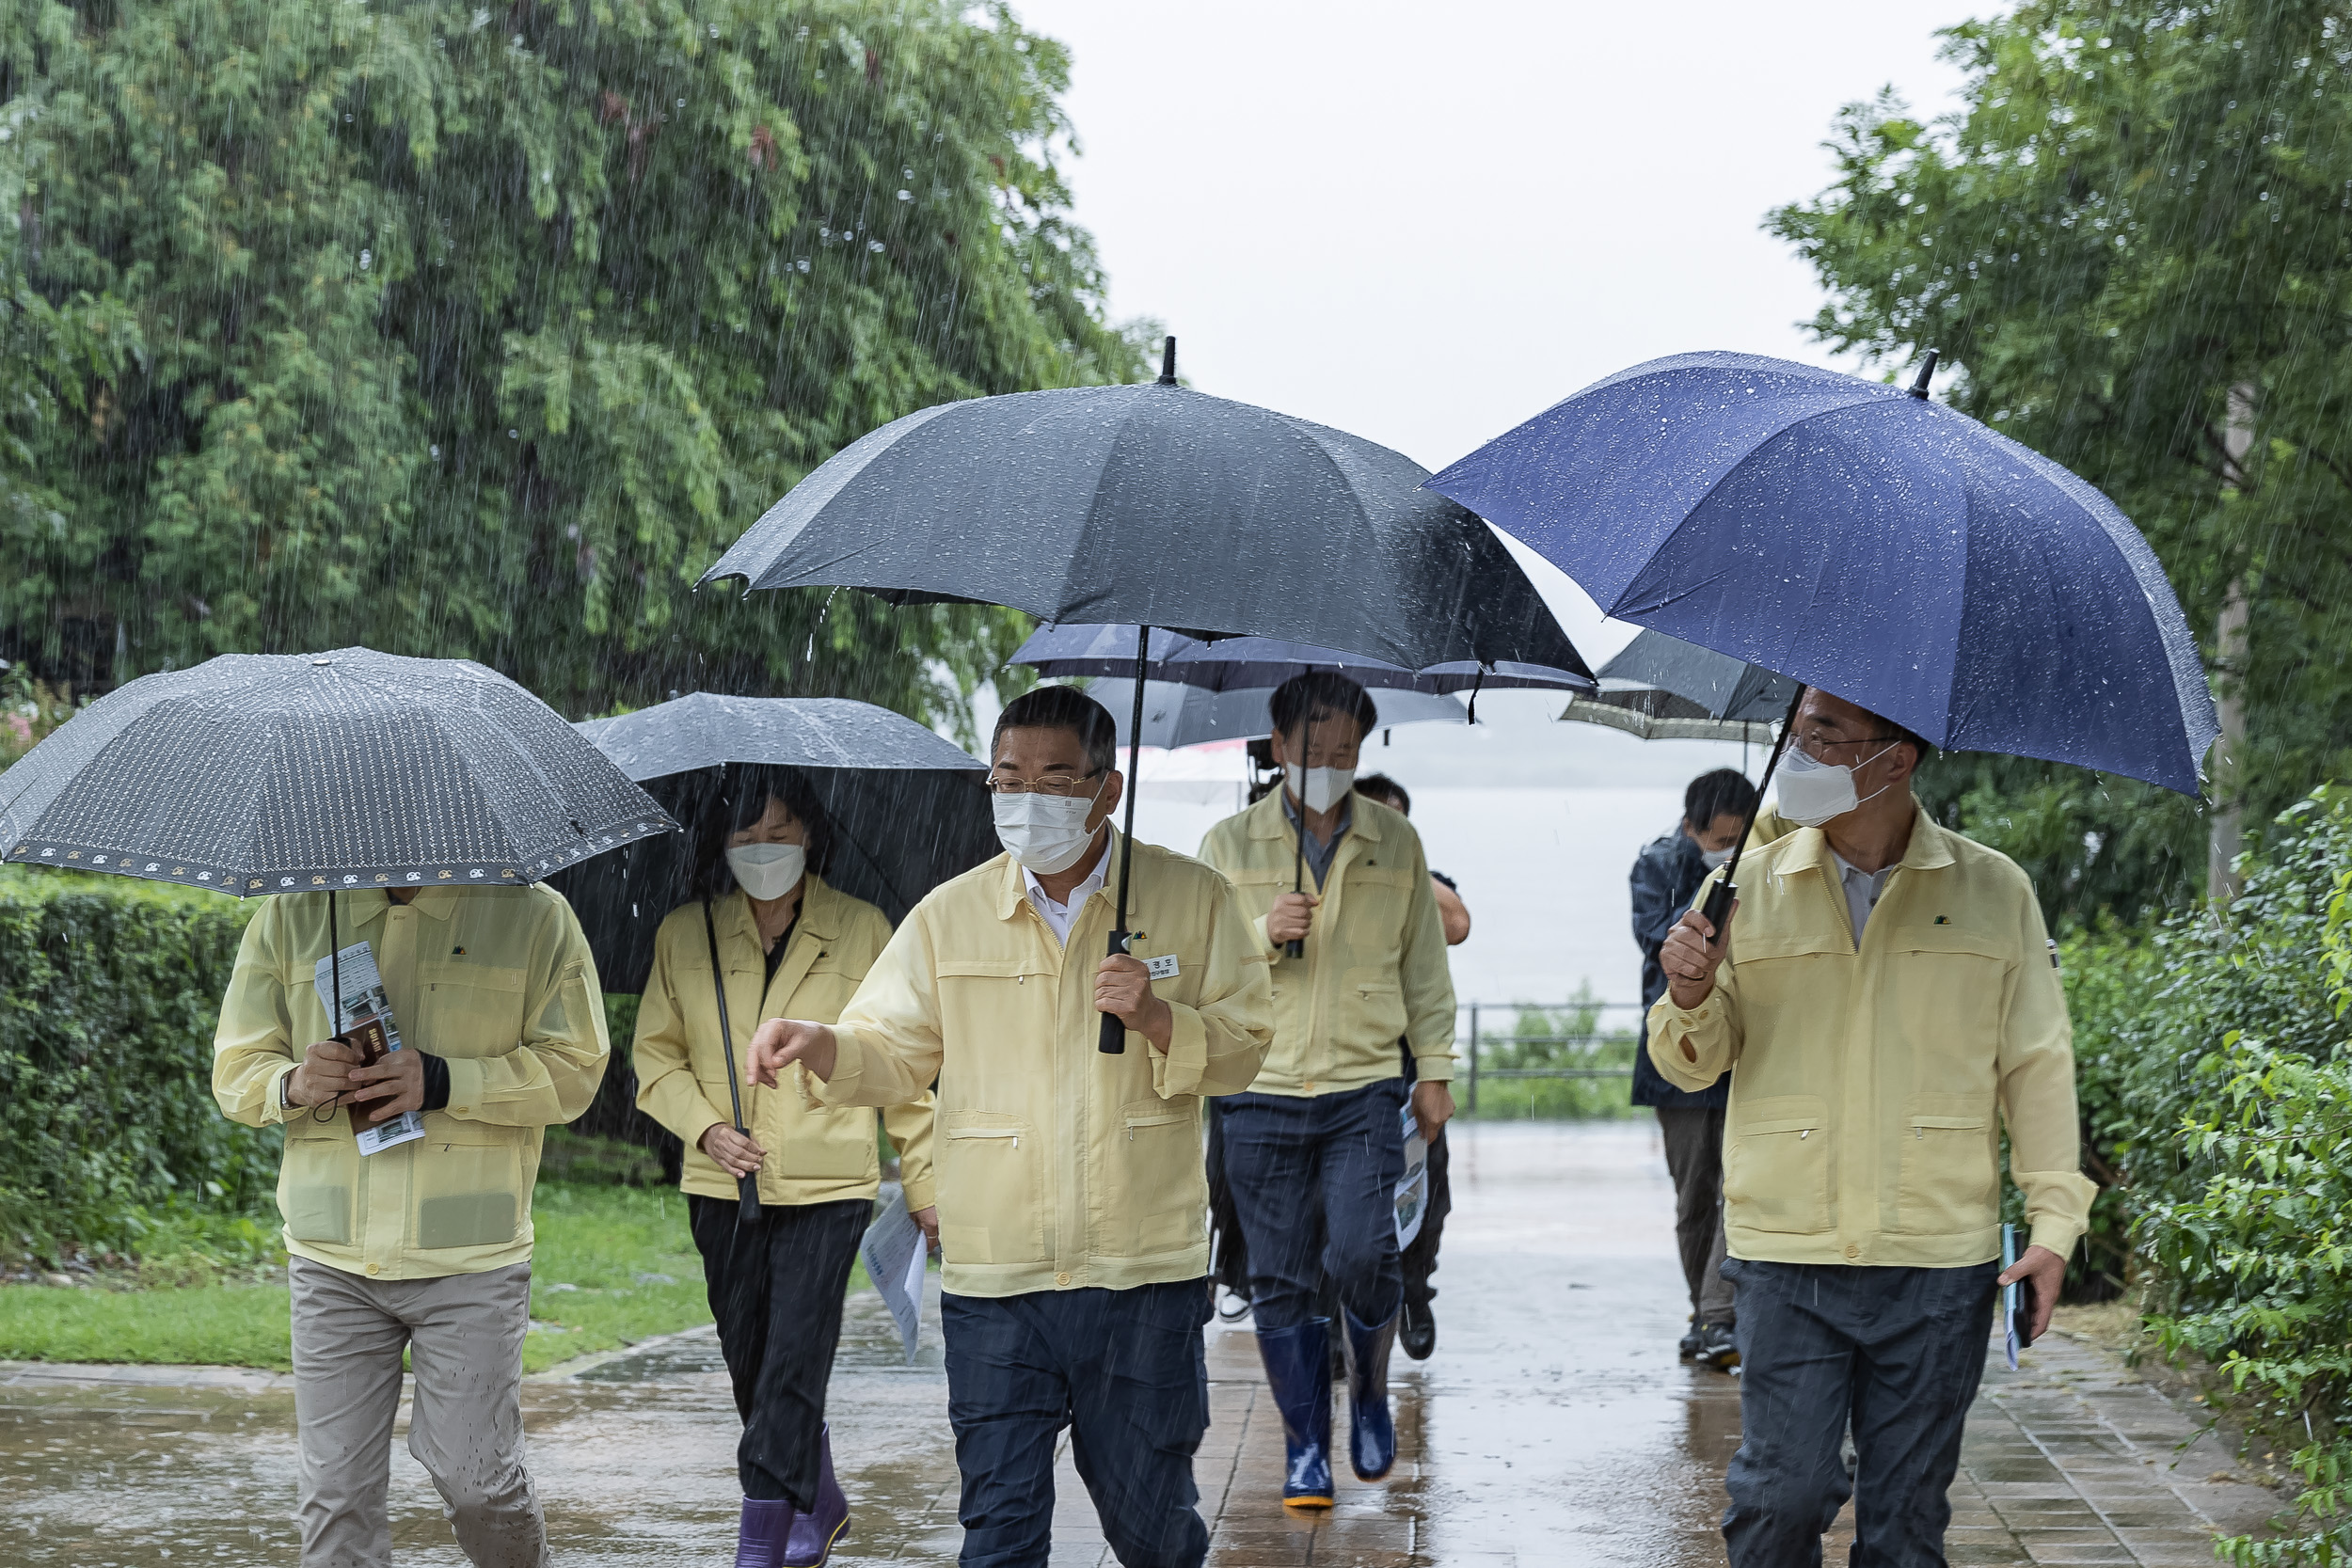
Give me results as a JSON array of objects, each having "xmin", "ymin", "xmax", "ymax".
[
  {"xmin": 2059, "ymin": 788, "xmax": 2352, "ymax": 1562},
  {"xmin": 0, "ymin": 866, "xmax": 272, "ymax": 1259}
]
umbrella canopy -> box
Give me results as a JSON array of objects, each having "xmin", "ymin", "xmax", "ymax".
[
  {"xmin": 700, "ymin": 348, "xmax": 1582, "ymax": 675},
  {"xmin": 546, "ymin": 694, "xmax": 993, "ymax": 993},
  {"xmin": 1087, "ymin": 679, "xmax": 1472, "ymax": 752},
  {"xmin": 1428, "ymin": 351, "xmax": 2218, "ymax": 795},
  {"xmin": 1560, "ymin": 628, "xmax": 1796, "ymax": 743},
  {"xmin": 1012, "ymin": 623, "xmax": 1592, "ymax": 696},
  {"xmin": 1, "ymin": 648, "xmax": 672, "ymax": 895}
]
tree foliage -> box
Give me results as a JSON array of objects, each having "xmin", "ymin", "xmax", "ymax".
[
  {"xmin": 0, "ymin": 0, "xmax": 1148, "ymax": 724},
  {"xmin": 1772, "ymin": 0, "xmax": 2352, "ymax": 922}
]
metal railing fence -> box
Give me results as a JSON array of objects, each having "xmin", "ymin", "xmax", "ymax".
[{"xmin": 1455, "ymin": 1000, "xmax": 1644, "ymax": 1114}]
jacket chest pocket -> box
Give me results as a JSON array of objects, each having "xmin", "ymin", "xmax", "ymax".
[
  {"xmin": 1881, "ymin": 928, "xmax": 2009, "ymax": 1042},
  {"xmin": 1723, "ymin": 1096, "xmax": 1832, "ymax": 1234},
  {"xmin": 418, "ymin": 964, "xmax": 528, "ymax": 1059},
  {"xmin": 1894, "ymin": 1100, "xmax": 1995, "ymax": 1237},
  {"xmin": 936, "ymin": 957, "xmax": 1057, "ymax": 1026},
  {"xmin": 936, "ymin": 1111, "xmax": 1042, "ymax": 1266},
  {"xmin": 413, "ymin": 1124, "xmax": 525, "ymax": 1251},
  {"xmin": 1103, "ymin": 1096, "xmax": 1205, "ymax": 1258}
]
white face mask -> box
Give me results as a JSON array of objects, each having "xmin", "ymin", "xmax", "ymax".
[
  {"xmin": 1283, "ymin": 763, "xmax": 1356, "ymax": 814},
  {"xmin": 993, "ymin": 784, "xmax": 1104, "ymax": 875},
  {"xmin": 726, "ymin": 842, "xmax": 805, "ymax": 901},
  {"xmin": 1774, "ymin": 742, "xmax": 1899, "ymax": 829},
  {"xmin": 1699, "ymin": 846, "xmax": 1736, "ymax": 869}
]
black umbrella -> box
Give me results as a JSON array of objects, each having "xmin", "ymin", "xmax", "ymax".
[
  {"xmin": 548, "ymin": 694, "xmax": 994, "ymax": 993},
  {"xmin": 544, "ymin": 692, "xmax": 990, "ymax": 1221},
  {"xmin": 0, "ymin": 646, "xmax": 675, "ymax": 1040},
  {"xmin": 703, "ymin": 339, "xmax": 1581, "ymax": 1052},
  {"xmin": 1558, "ymin": 628, "xmax": 1797, "ymax": 744}
]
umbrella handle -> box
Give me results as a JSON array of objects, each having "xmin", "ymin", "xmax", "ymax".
[
  {"xmin": 1099, "ymin": 931, "xmax": 1129, "ymax": 1054},
  {"xmin": 1102, "ymin": 625, "xmax": 1152, "ymax": 1055},
  {"xmin": 704, "ymin": 898, "xmax": 763, "ymax": 1226},
  {"xmin": 1698, "ymin": 683, "xmax": 1808, "ymax": 946}
]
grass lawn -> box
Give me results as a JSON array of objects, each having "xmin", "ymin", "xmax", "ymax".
[{"xmin": 0, "ymin": 1180, "xmax": 721, "ymax": 1374}]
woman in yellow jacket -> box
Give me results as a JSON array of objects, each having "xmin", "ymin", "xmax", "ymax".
[{"xmin": 633, "ymin": 766, "xmax": 935, "ymax": 1568}]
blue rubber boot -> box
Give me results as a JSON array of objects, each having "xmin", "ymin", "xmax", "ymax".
[
  {"xmin": 1256, "ymin": 1319, "xmax": 1335, "ymax": 1509},
  {"xmin": 1343, "ymin": 1307, "xmax": 1398, "ymax": 1481}
]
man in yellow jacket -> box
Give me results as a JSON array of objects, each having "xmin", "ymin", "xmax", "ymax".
[
  {"xmin": 1649, "ymin": 688, "xmax": 2096, "ymax": 1566},
  {"xmin": 1197, "ymin": 673, "xmax": 1456, "ymax": 1509},
  {"xmin": 746, "ymin": 685, "xmax": 1273, "ymax": 1568},
  {"xmin": 213, "ymin": 883, "xmax": 609, "ymax": 1568}
]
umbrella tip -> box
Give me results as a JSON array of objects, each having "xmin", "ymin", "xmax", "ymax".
[
  {"xmin": 1909, "ymin": 350, "xmax": 1939, "ymax": 400},
  {"xmin": 1157, "ymin": 336, "xmax": 1177, "ymax": 387}
]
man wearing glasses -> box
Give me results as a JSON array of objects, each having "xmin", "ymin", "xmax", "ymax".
[
  {"xmin": 1649, "ymin": 688, "xmax": 2094, "ymax": 1566},
  {"xmin": 744, "ymin": 684, "xmax": 1271, "ymax": 1568}
]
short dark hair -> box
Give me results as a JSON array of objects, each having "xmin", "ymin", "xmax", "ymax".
[
  {"xmin": 1683, "ymin": 768, "xmax": 1760, "ymax": 832},
  {"xmin": 993, "ymin": 684, "xmax": 1117, "ymax": 776},
  {"xmin": 1354, "ymin": 772, "xmax": 1410, "ymax": 815},
  {"xmin": 1269, "ymin": 672, "xmax": 1378, "ymax": 742},
  {"xmin": 696, "ymin": 764, "xmax": 833, "ymax": 896}
]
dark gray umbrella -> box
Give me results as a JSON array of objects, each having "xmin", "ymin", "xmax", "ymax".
[
  {"xmin": 1558, "ymin": 629, "xmax": 1798, "ymax": 743},
  {"xmin": 1089, "ymin": 680, "xmax": 1472, "ymax": 752},
  {"xmin": 702, "ymin": 339, "xmax": 1583, "ymax": 1053},
  {"xmin": 547, "ymin": 694, "xmax": 994, "ymax": 994},
  {"xmin": 1, "ymin": 647, "xmax": 673, "ymax": 895}
]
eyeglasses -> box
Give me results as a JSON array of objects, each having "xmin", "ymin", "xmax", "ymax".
[
  {"xmin": 989, "ymin": 768, "xmax": 1104, "ymax": 798},
  {"xmin": 1792, "ymin": 731, "xmax": 1904, "ymax": 764}
]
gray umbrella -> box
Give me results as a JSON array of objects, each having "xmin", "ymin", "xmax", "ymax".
[
  {"xmin": 1558, "ymin": 628, "xmax": 1799, "ymax": 744},
  {"xmin": 548, "ymin": 694, "xmax": 993, "ymax": 994},
  {"xmin": 1, "ymin": 647, "xmax": 673, "ymax": 895},
  {"xmin": 702, "ymin": 339, "xmax": 1582, "ymax": 1053},
  {"xmin": 1089, "ymin": 679, "xmax": 1471, "ymax": 752}
]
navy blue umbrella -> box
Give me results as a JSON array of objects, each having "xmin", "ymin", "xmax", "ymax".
[
  {"xmin": 1011, "ymin": 623, "xmax": 1592, "ymax": 706},
  {"xmin": 1427, "ymin": 351, "xmax": 2218, "ymax": 797}
]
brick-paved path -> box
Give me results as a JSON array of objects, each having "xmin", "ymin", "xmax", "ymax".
[{"xmin": 0, "ymin": 1122, "xmax": 2287, "ymax": 1566}]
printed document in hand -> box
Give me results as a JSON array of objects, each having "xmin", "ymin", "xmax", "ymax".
[
  {"xmin": 312, "ymin": 942, "xmax": 427, "ymax": 1157},
  {"xmin": 861, "ymin": 1180, "xmax": 930, "ymax": 1365},
  {"xmin": 1394, "ymin": 1101, "xmax": 1429, "ymax": 1249}
]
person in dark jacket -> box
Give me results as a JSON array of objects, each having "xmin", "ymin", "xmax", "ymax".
[{"xmin": 1630, "ymin": 768, "xmax": 1759, "ymax": 1370}]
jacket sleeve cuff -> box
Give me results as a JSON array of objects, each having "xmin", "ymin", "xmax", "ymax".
[
  {"xmin": 1410, "ymin": 1049, "xmax": 1456, "ymax": 1084},
  {"xmin": 802, "ymin": 1031, "xmax": 865, "ymax": 1107},
  {"xmin": 2019, "ymin": 1170, "xmax": 2098, "ymax": 1260},
  {"xmin": 1150, "ymin": 1004, "xmax": 1210, "ymax": 1097},
  {"xmin": 441, "ymin": 1056, "xmax": 486, "ymax": 1118},
  {"xmin": 902, "ymin": 1176, "xmax": 938, "ymax": 1212},
  {"xmin": 263, "ymin": 1062, "xmax": 299, "ymax": 1125}
]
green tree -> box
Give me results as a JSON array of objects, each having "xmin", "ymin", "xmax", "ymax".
[
  {"xmin": 0, "ymin": 0, "xmax": 1147, "ymax": 727},
  {"xmin": 1771, "ymin": 0, "xmax": 2352, "ymax": 923}
]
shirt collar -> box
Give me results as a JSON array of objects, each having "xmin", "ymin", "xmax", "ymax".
[
  {"xmin": 1281, "ymin": 790, "xmax": 1355, "ymax": 847},
  {"xmin": 1023, "ymin": 847, "xmax": 1109, "ymax": 912},
  {"xmin": 994, "ymin": 828, "xmax": 1118, "ymax": 920}
]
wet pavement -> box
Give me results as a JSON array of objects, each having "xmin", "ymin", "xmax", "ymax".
[{"xmin": 0, "ymin": 1121, "xmax": 2286, "ymax": 1565}]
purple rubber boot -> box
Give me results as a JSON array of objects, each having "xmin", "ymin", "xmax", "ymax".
[
  {"xmin": 733, "ymin": 1497, "xmax": 795, "ymax": 1568},
  {"xmin": 782, "ymin": 1426, "xmax": 850, "ymax": 1567}
]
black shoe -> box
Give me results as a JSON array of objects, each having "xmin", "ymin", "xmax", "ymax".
[
  {"xmin": 1678, "ymin": 1317, "xmax": 1704, "ymax": 1360},
  {"xmin": 1696, "ymin": 1321, "xmax": 1739, "ymax": 1370},
  {"xmin": 1400, "ymin": 1299, "xmax": 1436, "ymax": 1361}
]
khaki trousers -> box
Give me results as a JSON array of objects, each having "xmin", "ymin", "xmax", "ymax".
[{"xmin": 290, "ymin": 1257, "xmax": 546, "ymax": 1568}]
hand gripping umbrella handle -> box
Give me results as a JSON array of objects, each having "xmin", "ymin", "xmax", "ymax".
[
  {"xmin": 1700, "ymin": 683, "xmax": 1809, "ymax": 944},
  {"xmin": 704, "ymin": 899, "xmax": 762, "ymax": 1225}
]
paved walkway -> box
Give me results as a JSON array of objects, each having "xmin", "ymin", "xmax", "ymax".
[{"xmin": 0, "ymin": 1122, "xmax": 2286, "ymax": 1565}]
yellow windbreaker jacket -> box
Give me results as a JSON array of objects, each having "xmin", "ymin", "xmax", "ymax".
[
  {"xmin": 806, "ymin": 833, "xmax": 1273, "ymax": 1298},
  {"xmin": 633, "ymin": 876, "xmax": 935, "ymax": 1211},
  {"xmin": 1196, "ymin": 790, "xmax": 1455, "ymax": 1096},
  {"xmin": 212, "ymin": 886, "xmax": 609, "ymax": 1281},
  {"xmin": 1646, "ymin": 809, "xmax": 2096, "ymax": 1268}
]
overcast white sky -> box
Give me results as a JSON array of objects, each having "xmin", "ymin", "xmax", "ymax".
[{"xmin": 1011, "ymin": 0, "xmax": 1990, "ymax": 663}]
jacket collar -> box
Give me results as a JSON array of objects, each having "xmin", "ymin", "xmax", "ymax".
[
  {"xmin": 993, "ymin": 829, "xmax": 1123, "ymax": 922},
  {"xmin": 1779, "ymin": 800, "xmax": 1954, "ymax": 881},
  {"xmin": 715, "ymin": 872, "xmax": 842, "ymax": 944},
  {"xmin": 342, "ymin": 886, "xmax": 461, "ymax": 927},
  {"xmin": 1245, "ymin": 785, "xmax": 1384, "ymax": 844}
]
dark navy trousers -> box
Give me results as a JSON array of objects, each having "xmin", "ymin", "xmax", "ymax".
[
  {"xmin": 943, "ymin": 1280, "xmax": 1211, "ymax": 1568},
  {"xmin": 1722, "ymin": 1257, "xmax": 2000, "ymax": 1568},
  {"xmin": 1218, "ymin": 1077, "xmax": 1408, "ymax": 1330}
]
